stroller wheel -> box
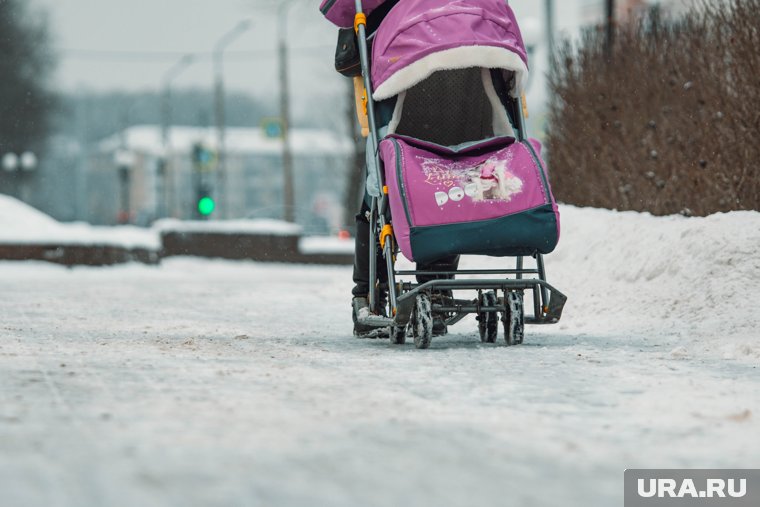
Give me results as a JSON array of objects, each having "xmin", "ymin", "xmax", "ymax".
[
  {"xmin": 389, "ymin": 323, "xmax": 407, "ymax": 345},
  {"xmin": 410, "ymin": 293, "xmax": 433, "ymax": 349},
  {"xmin": 502, "ymin": 291, "xmax": 525, "ymax": 346},
  {"xmin": 477, "ymin": 291, "xmax": 499, "ymax": 343}
]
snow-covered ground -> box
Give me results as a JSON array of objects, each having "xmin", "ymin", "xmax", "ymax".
[{"xmin": 0, "ymin": 205, "xmax": 758, "ymax": 507}]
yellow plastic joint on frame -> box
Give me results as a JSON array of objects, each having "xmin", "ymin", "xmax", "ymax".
[
  {"xmin": 354, "ymin": 13, "xmax": 367, "ymax": 33},
  {"xmin": 521, "ymin": 94, "xmax": 529, "ymax": 119},
  {"xmin": 353, "ymin": 76, "xmax": 369, "ymax": 138},
  {"xmin": 379, "ymin": 224, "xmax": 394, "ymax": 249}
]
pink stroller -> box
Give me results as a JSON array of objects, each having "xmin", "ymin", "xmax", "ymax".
[{"xmin": 321, "ymin": 0, "xmax": 566, "ymax": 348}]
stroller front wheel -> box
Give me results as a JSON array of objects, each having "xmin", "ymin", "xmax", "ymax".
[
  {"xmin": 410, "ymin": 293, "xmax": 433, "ymax": 349},
  {"xmin": 477, "ymin": 291, "xmax": 499, "ymax": 343},
  {"xmin": 502, "ymin": 291, "xmax": 525, "ymax": 346}
]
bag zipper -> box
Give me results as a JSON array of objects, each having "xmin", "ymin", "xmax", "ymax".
[
  {"xmin": 391, "ymin": 138, "xmax": 413, "ymax": 227},
  {"xmin": 521, "ymin": 140, "xmax": 552, "ymax": 204}
]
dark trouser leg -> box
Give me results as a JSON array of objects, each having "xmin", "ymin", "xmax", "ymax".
[
  {"xmin": 351, "ymin": 209, "xmax": 371, "ymax": 298},
  {"xmin": 352, "ymin": 200, "xmax": 387, "ymax": 302},
  {"xmin": 416, "ymin": 255, "xmax": 461, "ymax": 284}
]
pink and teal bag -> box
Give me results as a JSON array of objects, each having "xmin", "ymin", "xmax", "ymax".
[{"xmin": 380, "ymin": 135, "xmax": 560, "ymax": 264}]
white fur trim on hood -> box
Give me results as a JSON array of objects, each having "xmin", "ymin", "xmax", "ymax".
[{"xmin": 373, "ymin": 45, "xmax": 528, "ymax": 101}]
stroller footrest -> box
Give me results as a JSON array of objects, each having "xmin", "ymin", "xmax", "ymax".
[
  {"xmin": 393, "ymin": 278, "xmax": 567, "ymax": 325},
  {"xmin": 356, "ymin": 315, "xmax": 394, "ymax": 328}
]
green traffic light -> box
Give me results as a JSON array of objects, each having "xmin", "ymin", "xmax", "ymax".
[{"xmin": 198, "ymin": 196, "xmax": 215, "ymax": 216}]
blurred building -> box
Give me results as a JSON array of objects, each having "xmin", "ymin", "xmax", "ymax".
[{"xmin": 90, "ymin": 126, "xmax": 353, "ymax": 233}]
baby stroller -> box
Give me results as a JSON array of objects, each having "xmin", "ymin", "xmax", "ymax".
[{"xmin": 322, "ymin": 0, "xmax": 567, "ymax": 348}]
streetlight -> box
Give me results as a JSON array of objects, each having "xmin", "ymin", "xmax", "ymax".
[
  {"xmin": 160, "ymin": 53, "xmax": 195, "ymax": 219},
  {"xmin": 278, "ymin": 0, "xmax": 297, "ymax": 223},
  {"xmin": 213, "ymin": 19, "xmax": 252, "ymax": 220},
  {"xmin": 115, "ymin": 149, "xmax": 136, "ymax": 224},
  {"xmin": 545, "ymin": 0, "xmax": 555, "ymax": 60},
  {"xmin": 251, "ymin": 0, "xmax": 299, "ymax": 223},
  {"xmin": 20, "ymin": 151, "xmax": 38, "ymax": 172},
  {"xmin": 2, "ymin": 151, "xmax": 37, "ymax": 201},
  {"xmin": 2, "ymin": 153, "xmax": 18, "ymax": 172},
  {"xmin": 161, "ymin": 54, "xmax": 195, "ymax": 150},
  {"xmin": 605, "ymin": 0, "xmax": 617, "ymax": 56}
]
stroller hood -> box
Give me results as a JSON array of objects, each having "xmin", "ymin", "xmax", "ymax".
[{"xmin": 371, "ymin": 0, "xmax": 529, "ymax": 101}]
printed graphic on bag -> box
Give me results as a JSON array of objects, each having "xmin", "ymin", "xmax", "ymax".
[{"xmin": 419, "ymin": 153, "xmax": 524, "ymax": 207}]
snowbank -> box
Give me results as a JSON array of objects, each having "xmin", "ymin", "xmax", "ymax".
[
  {"xmin": 0, "ymin": 194, "xmax": 160, "ymax": 250},
  {"xmin": 535, "ymin": 205, "xmax": 760, "ymax": 362}
]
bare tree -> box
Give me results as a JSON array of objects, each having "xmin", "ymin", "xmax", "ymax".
[
  {"xmin": 0, "ymin": 0, "xmax": 56, "ymax": 155},
  {"xmin": 547, "ymin": 0, "xmax": 760, "ymax": 216}
]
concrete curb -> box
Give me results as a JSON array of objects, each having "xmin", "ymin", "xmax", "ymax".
[
  {"xmin": 160, "ymin": 231, "xmax": 353, "ymax": 265},
  {"xmin": 0, "ymin": 244, "xmax": 161, "ymax": 266},
  {"xmin": 0, "ymin": 233, "xmax": 352, "ymax": 267}
]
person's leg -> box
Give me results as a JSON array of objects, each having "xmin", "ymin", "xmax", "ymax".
[
  {"xmin": 415, "ymin": 255, "xmax": 461, "ymax": 284},
  {"xmin": 351, "ymin": 197, "xmax": 389, "ymax": 337},
  {"xmin": 351, "ymin": 200, "xmax": 372, "ymax": 299}
]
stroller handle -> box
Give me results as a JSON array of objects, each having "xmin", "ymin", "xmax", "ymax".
[
  {"xmin": 352, "ymin": 0, "xmax": 381, "ymax": 157},
  {"xmin": 353, "ymin": 0, "xmax": 399, "ymax": 313}
]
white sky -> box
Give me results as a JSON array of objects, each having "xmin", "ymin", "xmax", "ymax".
[{"xmin": 34, "ymin": 0, "xmax": 336, "ymax": 95}]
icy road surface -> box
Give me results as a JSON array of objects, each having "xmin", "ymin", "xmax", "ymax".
[{"xmin": 1, "ymin": 206, "xmax": 759, "ymax": 507}]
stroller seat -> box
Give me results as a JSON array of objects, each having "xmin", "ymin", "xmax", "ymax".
[{"xmin": 390, "ymin": 68, "xmax": 516, "ymax": 146}]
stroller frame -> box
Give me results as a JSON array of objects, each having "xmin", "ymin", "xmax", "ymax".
[{"xmin": 352, "ymin": 0, "xmax": 566, "ymax": 347}]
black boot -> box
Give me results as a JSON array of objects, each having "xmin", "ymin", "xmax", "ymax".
[
  {"xmin": 352, "ymin": 296, "xmax": 389, "ymax": 338},
  {"xmin": 351, "ymin": 210, "xmax": 389, "ymax": 337}
]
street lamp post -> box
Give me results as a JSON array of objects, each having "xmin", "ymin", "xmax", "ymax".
[
  {"xmin": 606, "ymin": 0, "xmax": 616, "ymax": 56},
  {"xmin": 278, "ymin": 0, "xmax": 296, "ymax": 223},
  {"xmin": 545, "ymin": 0, "xmax": 555, "ymax": 59},
  {"xmin": 2, "ymin": 151, "xmax": 38, "ymax": 202},
  {"xmin": 213, "ymin": 19, "xmax": 252, "ymax": 220},
  {"xmin": 115, "ymin": 149, "xmax": 135, "ymax": 224},
  {"xmin": 160, "ymin": 54, "xmax": 195, "ymax": 218}
]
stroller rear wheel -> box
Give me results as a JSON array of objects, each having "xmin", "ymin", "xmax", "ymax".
[
  {"xmin": 477, "ymin": 291, "xmax": 499, "ymax": 343},
  {"xmin": 502, "ymin": 291, "xmax": 525, "ymax": 346},
  {"xmin": 410, "ymin": 293, "xmax": 433, "ymax": 349}
]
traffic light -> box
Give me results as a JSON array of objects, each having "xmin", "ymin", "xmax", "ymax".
[
  {"xmin": 196, "ymin": 186, "xmax": 215, "ymax": 218},
  {"xmin": 191, "ymin": 142, "xmax": 217, "ymax": 218},
  {"xmin": 192, "ymin": 143, "xmax": 216, "ymax": 170}
]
